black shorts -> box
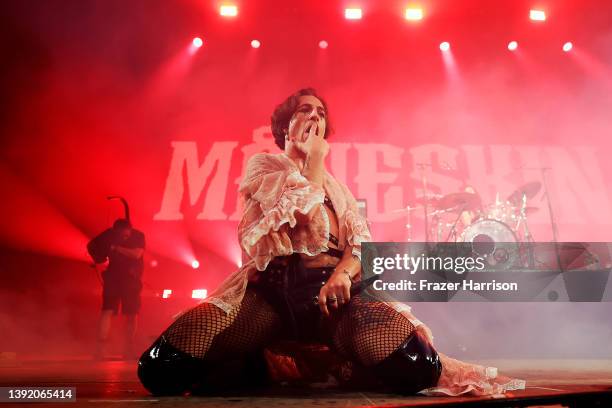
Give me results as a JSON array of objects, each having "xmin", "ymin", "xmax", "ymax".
[
  {"xmin": 255, "ymin": 254, "xmax": 336, "ymax": 342},
  {"xmin": 102, "ymin": 276, "xmax": 142, "ymax": 315}
]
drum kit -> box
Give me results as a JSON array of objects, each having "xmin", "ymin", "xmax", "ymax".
[
  {"xmin": 398, "ymin": 181, "xmax": 544, "ymax": 268},
  {"xmin": 412, "ymin": 182, "xmax": 540, "ymax": 241}
]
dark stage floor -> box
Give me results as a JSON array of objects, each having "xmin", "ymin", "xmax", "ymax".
[{"xmin": 1, "ymin": 356, "xmax": 611, "ymax": 407}]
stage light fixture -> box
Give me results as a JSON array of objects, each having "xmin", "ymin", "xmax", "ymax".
[
  {"xmin": 345, "ymin": 8, "xmax": 362, "ymax": 20},
  {"xmin": 191, "ymin": 260, "xmax": 200, "ymax": 269},
  {"xmin": 162, "ymin": 289, "xmax": 172, "ymax": 299},
  {"xmin": 192, "ymin": 289, "xmax": 208, "ymax": 299},
  {"xmin": 508, "ymin": 41, "xmax": 518, "ymax": 51},
  {"xmin": 439, "ymin": 42, "xmax": 450, "ymax": 52},
  {"xmin": 319, "ymin": 40, "xmax": 329, "ymax": 49},
  {"xmin": 251, "ymin": 39, "xmax": 261, "ymax": 48},
  {"xmin": 192, "ymin": 37, "xmax": 203, "ymax": 48},
  {"xmin": 150, "ymin": 259, "xmax": 158, "ymax": 268},
  {"xmin": 530, "ymin": 9, "xmax": 546, "ymax": 21},
  {"xmin": 563, "ymin": 42, "xmax": 573, "ymax": 52},
  {"xmin": 405, "ymin": 8, "xmax": 423, "ymax": 20},
  {"xmin": 220, "ymin": 5, "xmax": 238, "ymax": 17}
]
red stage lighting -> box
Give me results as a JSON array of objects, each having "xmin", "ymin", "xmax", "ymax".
[
  {"xmin": 162, "ymin": 289, "xmax": 172, "ymax": 299},
  {"xmin": 405, "ymin": 8, "xmax": 423, "ymax": 21},
  {"xmin": 563, "ymin": 42, "xmax": 573, "ymax": 52},
  {"xmin": 439, "ymin": 42, "xmax": 450, "ymax": 52},
  {"xmin": 220, "ymin": 5, "xmax": 238, "ymax": 17},
  {"xmin": 150, "ymin": 259, "xmax": 158, "ymax": 268},
  {"xmin": 192, "ymin": 289, "xmax": 208, "ymax": 299},
  {"xmin": 345, "ymin": 8, "xmax": 362, "ymax": 20},
  {"xmin": 319, "ymin": 40, "xmax": 329, "ymax": 49},
  {"xmin": 530, "ymin": 9, "xmax": 546, "ymax": 21},
  {"xmin": 251, "ymin": 39, "xmax": 261, "ymax": 48},
  {"xmin": 508, "ymin": 41, "xmax": 518, "ymax": 51},
  {"xmin": 192, "ymin": 37, "xmax": 203, "ymax": 48},
  {"xmin": 191, "ymin": 260, "xmax": 200, "ymax": 269}
]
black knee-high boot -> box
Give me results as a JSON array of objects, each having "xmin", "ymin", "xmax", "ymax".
[
  {"xmin": 137, "ymin": 335, "xmax": 209, "ymax": 396},
  {"xmin": 138, "ymin": 335, "xmax": 270, "ymax": 396},
  {"xmin": 373, "ymin": 332, "xmax": 442, "ymax": 394}
]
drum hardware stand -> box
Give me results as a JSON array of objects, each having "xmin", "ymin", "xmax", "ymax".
[
  {"xmin": 518, "ymin": 193, "xmax": 536, "ymax": 268},
  {"xmin": 522, "ymin": 166, "xmax": 563, "ymax": 273},
  {"xmin": 540, "ymin": 167, "xmax": 563, "ymax": 273},
  {"xmin": 416, "ymin": 162, "xmax": 433, "ymax": 243},
  {"xmin": 445, "ymin": 204, "xmax": 466, "ymax": 243},
  {"xmin": 392, "ymin": 205, "xmax": 418, "ymax": 242},
  {"xmin": 431, "ymin": 211, "xmax": 442, "ymax": 242},
  {"xmin": 406, "ymin": 208, "xmax": 414, "ymax": 243},
  {"xmin": 406, "ymin": 219, "xmax": 413, "ymax": 242}
]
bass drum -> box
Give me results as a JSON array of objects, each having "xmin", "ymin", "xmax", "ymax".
[{"xmin": 459, "ymin": 219, "xmax": 520, "ymax": 270}]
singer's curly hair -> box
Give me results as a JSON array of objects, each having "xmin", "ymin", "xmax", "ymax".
[{"xmin": 271, "ymin": 88, "xmax": 334, "ymax": 150}]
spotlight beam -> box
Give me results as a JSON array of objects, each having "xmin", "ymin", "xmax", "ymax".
[
  {"xmin": 405, "ymin": 8, "xmax": 423, "ymax": 21},
  {"xmin": 220, "ymin": 5, "xmax": 238, "ymax": 17},
  {"xmin": 345, "ymin": 8, "xmax": 362, "ymax": 20}
]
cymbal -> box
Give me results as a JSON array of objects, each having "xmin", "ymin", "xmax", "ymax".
[
  {"xmin": 435, "ymin": 192, "xmax": 481, "ymax": 212},
  {"xmin": 391, "ymin": 205, "xmax": 423, "ymax": 214},
  {"xmin": 414, "ymin": 194, "xmax": 443, "ymax": 205},
  {"xmin": 507, "ymin": 181, "xmax": 541, "ymax": 203}
]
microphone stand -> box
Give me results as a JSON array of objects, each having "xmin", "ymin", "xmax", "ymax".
[{"xmin": 522, "ymin": 167, "xmax": 563, "ymax": 272}]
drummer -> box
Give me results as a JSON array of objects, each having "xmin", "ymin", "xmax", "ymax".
[{"xmin": 458, "ymin": 186, "xmax": 482, "ymax": 230}]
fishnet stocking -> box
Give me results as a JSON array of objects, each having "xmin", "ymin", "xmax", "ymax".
[
  {"xmin": 331, "ymin": 295, "xmax": 415, "ymax": 367},
  {"xmin": 164, "ymin": 288, "xmax": 281, "ymax": 360}
]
